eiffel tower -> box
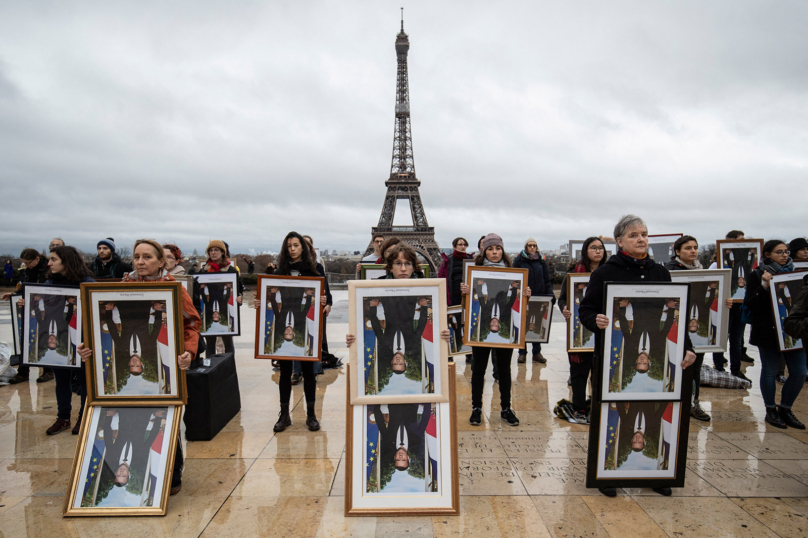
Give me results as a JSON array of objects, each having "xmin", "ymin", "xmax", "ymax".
[{"xmin": 365, "ymin": 13, "xmax": 442, "ymax": 271}]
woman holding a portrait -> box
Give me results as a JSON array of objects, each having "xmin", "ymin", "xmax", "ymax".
[
  {"xmin": 557, "ymin": 236, "xmax": 607, "ymax": 424},
  {"xmin": 202, "ymin": 240, "xmax": 243, "ymax": 356},
  {"xmin": 743, "ymin": 239, "xmax": 806, "ymax": 430},
  {"xmin": 579, "ymin": 215, "xmax": 696, "ymax": 497},
  {"xmin": 78, "ymin": 239, "xmax": 200, "ymax": 496}
]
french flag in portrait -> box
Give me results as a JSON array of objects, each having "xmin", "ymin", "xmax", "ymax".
[
  {"xmin": 82, "ymin": 437, "xmax": 105, "ymax": 499},
  {"xmin": 146, "ymin": 427, "xmax": 164, "ymax": 507},
  {"xmin": 425, "ymin": 411, "xmax": 439, "ymax": 487},
  {"xmin": 604, "ymin": 404, "xmax": 620, "ymax": 464},
  {"xmin": 512, "ymin": 291, "xmax": 521, "ymax": 342},
  {"xmin": 710, "ymin": 290, "xmax": 719, "ymax": 338},
  {"xmin": 422, "ymin": 317, "xmax": 435, "ymax": 385},
  {"xmin": 661, "ymin": 403, "xmax": 673, "ymax": 467},
  {"xmin": 157, "ymin": 323, "xmax": 171, "ymax": 391},
  {"xmin": 306, "ymin": 301, "xmax": 316, "ymax": 353},
  {"xmin": 666, "ymin": 315, "xmax": 679, "ymax": 385},
  {"xmin": 69, "ymin": 310, "xmax": 79, "ymax": 364},
  {"xmin": 228, "ymin": 292, "xmax": 236, "ymax": 331}
]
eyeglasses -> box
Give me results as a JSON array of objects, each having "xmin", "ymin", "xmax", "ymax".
[
  {"xmin": 456, "ymin": 242, "xmax": 467, "ymax": 247},
  {"xmin": 527, "ymin": 244, "xmax": 537, "ymax": 248},
  {"xmin": 772, "ymin": 250, "xmax": 790, "ymax": 256},
  {"xmin": 393, "ymin": 261, "xmax": 413, "ymax": 268}
]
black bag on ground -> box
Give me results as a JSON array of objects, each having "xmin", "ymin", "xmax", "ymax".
[{"xmin": 184, "ymin": 352, "xmax": 241, "ymax": 441}]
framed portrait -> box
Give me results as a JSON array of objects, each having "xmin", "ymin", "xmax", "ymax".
[
  {"xmin": 446, "ymin": 305, "xmax": 471, "ymax": 357},
  {"xmin": 716, "ymin": 239, "xmax": 763, "ymax": 303},
  {"xmin": 63, "ymin": 405, "xmax": 181, "ymax": 516},
  {"xmin": 193, "ymin": 273, "xmax": 240, "ymax": 337},
  {"xmin": 463, "ymin": 265, "xmax": 529, "ymax": 349},
  {"xmin": 794, "ymin": 262, "xmax": 808, "ymax": 270},
  {"xmin": 525, "ymin": 295, "xmax": 554, "ymax": 343},
  {"xmin": 769, "ymin": 272, "xmax": 806, "ymax": 352},
  {"xmin": 588, "ymin": 401, "xmax": 688, "ymax": 485},
  {"xmin": 21, "ymin": 283, "xmax": 82, "ymax": 369},
  {"xmin": 172, "ymin": 275, "xmax": 194, "ymax": 294},
  {"xmin": 600, "ymin": 282, "xmax": 690, "ymax": 401},
  {"xmin": 254, "ymin": 274, "xmax": 324, "ymax": 361},
  {"xmin": 460, "ymin": 258, "xmax": 475, "ymax": 284},
  {"xmin": 647, "ymin": 234, "xmax": 683, "ymax": 265},
  {"xmin": 566, "ymin": 273, "xmax": 594, "ymax": 352},
  {"xmin": 360, "ymin": 264, "xmax": 430, "ymax": 280},
  {"xmin": 669, "ymin": 269, "xmax": 731, "ymax": 353},
  {"xmin": 81, "ymin": 282, "xmax": 187, "ymax": 406},
  {"xmin": 344, "ymin": 363, "xmax": 459, "ymax": 516},
  {"xmin": 568, "ymin": 240, "xmax": 617, "ymax": 264},
  {"xmin": 8, "ymin": 294, "xmax": 23, "ymax": 356},
  {"xmin": 348, "ymin": 278, "xmax": 449, "ymax": 404}
]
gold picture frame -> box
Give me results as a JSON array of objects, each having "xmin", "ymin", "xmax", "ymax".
[
  {"xmin": 63, "ymin": 404, "xmax": 182, "ymax": 516},
  {"xmin": 348, "ymin": 278, "xmax": 449, "ymax": 405},
  {"xmin": 463, "ymin": 265, "xmax": 529, "ymax": 349},
  {"xmin": 344, "ymin": 363, "xmax": 460, "ymax": 516},
  {"xmin": 81, "ymin": 282, "xmax": 188, "ymax": 406}
]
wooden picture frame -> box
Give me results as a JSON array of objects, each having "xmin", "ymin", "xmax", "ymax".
[
  {"xmin": 566, "ymin": 273, "xmax": 595, "ymax": 352},
  {"xmin": 647, "ymin": 234, "xmax": 683, "ymax": 265},
  {"xmin": 172, "ymin": 275, "xmax": 194, "ymax": 294},
  {"xmin": 348, "ymin": 278, "xmax": 449, "ymax": 405},
  {"xmin": 193, "ymin": 273, "xmax": 241, "ymax": 337},
  {"xmin": 769, "ymin": 272, "xmax": 806, "ymax": 352},
  {"xmin": 360, "ymin": 263, "xmax": 431, "ymax": 280},
  {"xmin": 344, "ymin": 363, "xmax": 460, "ymax": 516},
  {"xmin": 463, "ymin": 265, "xmax": 529, "ymax": 349},
  {"xmin": 81, "ymin": 282, "xmax": 187, "ymax": 406},
  {"xmin": 794, "ymin": 261, "xmax": 808, "ymax": 270},
  {"xmin": 447, "ymin": 305, "xmax": 471, "ymax": 357},
  {"xmin": 525, "ymin": 294, "xmax": 554, "ymax": 344},
  {"xmin": 460, "ymin": 259, "xmax": 475, "ymax": 284},
  {"xmin": 716, "ymin": 238, "xmax": 764, "ymax": 303},
  {"xmin": 254, "ymin": 274, "xmax": 325, "ymax": 361},
  {"xmin": 599, "ymin": 282, "xmax": 690, "ymax": 401},
  {"xmin": 568, "ymin": 240, "xmax": 617, "ymax": 264},
  {"xmin": 8, "ymin": 294, "xmax": 23, "ymax": 356},
  {"xmin": 63, "ymin": 404, "xmax": 181, "ymax": 516},
  {"xmin": 21, "ymin": 283, "xmax": 83, "ymax": 369},
  {"xmin": 669, "ymin": 269, "xmax": 731, "ymax": 353}
]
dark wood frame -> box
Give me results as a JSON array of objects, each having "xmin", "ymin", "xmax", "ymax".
[
  {"xmin": 253, "ymin": 274, "xmax": 325, "ymax": 362},
  {"xmin": 768, "ymin": 271, "xmax": 807, "ymax": 352},
  {"xmin": 463, "ymin": 265, "xmax": 529, "ymax": 349},
  {"xmin": 344, "ymin": 363, "xmax": 460, "ymax": 516},
  {"xmin": 565, "ymin": 273, "xmax": 594, "ymax": 353},
  {"xmin": 715, "ymin": 238, "xmax": 764, "ymax": 303},
  {"xmin": 8, "ymin": 294, "xmax": 23, "ymax": 356},
  {"xmin": 81, "ymin": 282, "xmax": 188, "ymax": 406}
]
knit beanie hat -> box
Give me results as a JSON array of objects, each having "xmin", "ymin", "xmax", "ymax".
[
  {"xmin": 789, "ymin": 237, "xmax": 808, "ymax": 253},
  {"xmin": 525, "ymin": 237, "xmax": 538, "ymax": 248},
  {"xmin": 97, "ymin": 238, "xmax": 116, "ymax": 253},
  {"xmin": 206, "ymin": 240, "xmax": 227, "ymax": 256},
  {"xmin": 481, "ymin": 233, "xmax": 504, "ymax": 253}
]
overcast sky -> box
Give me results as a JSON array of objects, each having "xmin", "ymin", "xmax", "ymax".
[{"xmin": 1, "ymin": 1, "xmax": 806, "ymax": 258}]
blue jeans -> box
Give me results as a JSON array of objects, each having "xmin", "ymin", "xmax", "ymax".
[
  {"xmin": 759, "ymin": 346, "xmax": 807, "ymax": 409},
  {"xmin": 294, "ymin": 359, "xmax": 323, "ymax": 375},
  {"xmin": 519, "ymin": 342, "xmax": 541, "ymax": 356}
]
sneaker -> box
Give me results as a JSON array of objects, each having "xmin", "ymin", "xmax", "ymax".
[
  {"xmin": 8, "ymin": 373, "xmax": 29, "ymax": 385},
  {"xmin": 741, "ymin": 352, "xmax": 755, "ymax": 363},
  {"xmin": 517, "ymin": 354, "xmax": 527, "ymax": 364},
  {"xmin": 291, "ymin": 373, "xmax": 301, "ymax": 385},
  {"xmin": 765, "ymin": 408, "xmax": 787, "ymax": 429},
  {"xmin": 570, "ymin": 409, "xmax": 589, "ymax": 425},
  {"xmin": 598, "ymin": 487, "xmax": 617, "ymax": 497},
  {"xmin": 653, "ymin": 487, "xmax": 672, "ymax": 496},
  {"xmin": 469, "ymin": 408, "xmax": 482, "ymax": 426},
  {"xmin": 501, "ymin": 408, "xmax": 519, "ymax": 426},
  {"xmin": 732, "ymin": 371, "xmax": 752, "ymax": 384},
  {"xmin": 532, "ymin": 353, "xmax": 547, "ymax": 364},
  {"xmin": 690, "ymin": 403, "xmax": 711, "ymax": 422},
  {"xmin": 36, "ymin": 370, "xmax": 55, "ymax": 383},
  {"xmin": 779, "ymin": 407, "xmax": 806, "ymax": 430},
  {"xmin": 306, "ymin": 415, "xmax": 321, "ymax": 431},
  {"xmin": 274, "ymin": 409, "xmax": 292, "ymax": 432},
  {"xmin": 776, "ymin": 375, "xmax": 787, "ymax": 384},
  {"xmin": 46, "ymin": 418, "xmax": 71, "ymax": 436}
]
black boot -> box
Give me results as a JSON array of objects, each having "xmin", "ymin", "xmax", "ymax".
[
  {"xmin": 274, "ymin": 404, "xmax": 292, "ymax": 432},
  {"xmin": 306, "ymin": 401, "xmax": 320, "ymax": 431},
  {"xmin": 765, "ymin": 407, "xmax": 787, "ymax": 429},
  {"xmin": 779, "ymin": 407, "xmax": 806, "ymax": 429}
]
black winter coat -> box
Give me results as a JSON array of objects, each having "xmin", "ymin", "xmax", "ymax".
[
  {"xmin": 91, "ymin": 254, "xmax": 132, "ymax": 279},
  {"xmin": 513, "ymin": 253, "xmax": 553, "ymax": 298},
  {"xmin": 742, "ymin": 265, "xmax": 780, "ymax": 348}
]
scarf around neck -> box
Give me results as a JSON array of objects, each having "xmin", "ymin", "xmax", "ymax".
[
  {"xmin": 761, "ymin": 257, "xmax": 795, "ymax": 274},
  {"xmin": 521, "ymin": 250, "xmax": 540, "ymax": 260},
  {"xmin": 122, "ymin": 268, "xmax": 175, "ymax": 282},
  {"xmin": 675, "ymin": 256, "xmax": 703, "ymax": 270},
  {"xmin": 483, "ymin": 258, "xmax": 506, "ymax": 268}
]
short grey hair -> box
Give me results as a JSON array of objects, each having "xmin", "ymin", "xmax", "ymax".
[{"xmin": 613, "ymin": 215, "xmax": 647, "ymax": 240}]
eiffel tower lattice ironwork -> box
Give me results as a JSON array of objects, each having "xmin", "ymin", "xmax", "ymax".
[{"xmin": 365, "ymin": 14, "xmax": 442, "ymax": 271}]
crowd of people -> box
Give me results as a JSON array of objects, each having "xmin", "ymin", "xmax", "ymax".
[{"xmin": 3, "ymin": 217, "xmax": 808, "ymax": 499}]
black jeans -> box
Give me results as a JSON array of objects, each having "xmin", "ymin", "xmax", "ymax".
[
  {"xmin": 55, "ymin": 365, "xmax": 86, "ymax": 420},
  {"xmin": 713, "ymin": 305, "xmax": 744, "ymax": 372},
  {"xmin": 321, "ymin": 315, "xmax": 330, "ymax": 354},
  {"xmin": 569, "ymin": 352, "xmax": 593, "ymax": 411},
  {"xmin": 279, "ymin": 359, "xmax": 316, "ymax": 406},
  {"xmin": 693, "ymin": 353, "xmax": 704, "ymax": 402},
  {"xmin": 471, "ymin": 346, "xmax": 512, "ymax": 409},
  {"xmin": 173, "ymin": 440, "xmax": 183, "ymax": 486},
  {"xmin": 204, "ymin": 335, "xmax": 234, "ymax": 357}
]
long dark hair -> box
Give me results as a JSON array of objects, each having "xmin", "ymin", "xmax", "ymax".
[
  {"xmin": 574, "ymin": 236, "xmax": 607, "ymax": 272},
  {"xmin": 763, "ymin": 239, "xmax": 787, "ymax": 260},
  {"xmin": 277, "ymin": 231, "xmax": 318, "ymax": 274},
  {"xmin": 48, "ymin": 246, "xmax": 92, "ymax": 283}
]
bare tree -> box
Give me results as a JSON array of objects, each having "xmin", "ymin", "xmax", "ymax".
[{"xmin": 117, "ymin": 246, "xmax": 132, "ymax": 262}]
